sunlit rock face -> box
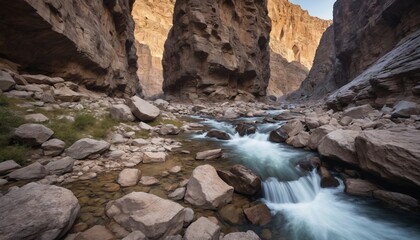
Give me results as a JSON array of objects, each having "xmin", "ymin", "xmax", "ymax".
[
  {"xmin": 0, "ymin": 0, "xmax": 140, "ymax": 97},
  {"xmin": 132, "ymin": 0, "xmax": 175, "ymax": 97},
  {"xmin": 162, "ymin": 0, "xmax": 272, "ymax": 101},
  {"xmin": 289, "ymin": 0, "xmax": 420, "ymax": 107}
]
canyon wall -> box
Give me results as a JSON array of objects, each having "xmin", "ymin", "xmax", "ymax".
[
  {"xmin": 289, "ymin": 0, "xmax": 420, "ymax": 108},
  {"xmin": 162, "ymin": 0, "xmax": 272, "ymax": 101},
  {"xmin": 0, "ymin": 0, "xmax": 140, "ymax": 97}
]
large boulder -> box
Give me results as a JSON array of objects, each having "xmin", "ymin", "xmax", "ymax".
[
  {"xmin": 106, "ymin": 192, "xmax": 186, "ymax": 240},
  {"xmin": 0, "ymin": 71, "xmax": 16, "ymax": 91},
  {"xmin": 0, "ymin": 182, "xmax": 80, "ymax": 240},
  {"xmin": 342, "ymin": 104, "xmax": 373, "ymax": 119},
  {"xmin": 184, "ymin": 217, "xmax": 220, "ymax": 240},
  {"xmin": 307, "ymin": 125, "xmax": 337, "ymax": 150},
  {"xmin": 206, "ymin": 130, "xmax": 231, "ymax": 140},
  {"xmin": 65, "ymin": 138, "xmax": 110, "ymax": 160},
  {"xmin": 42, "ymin": 138, "xmax": 66, "ymax": 156},
  {"xmin": 8, "ymin": 162, "xmax": 48, "ymax": 180},
  {"xmin": 373, "ymin": 190, "xmax": 418, "ymax": 211},
  {"xmin": 281, "ymin": 119, "xmax": 304, "ymax": 137},
  {"xmin": 117, "ymin": 168, "xmax": 141, "ymax": 187},
  {"xmin": 319, "ymin": 167, "xmax": 339, "ymax": 188},
  {"xmin": 355, "ymin": 129, "xmax": 420, "ymax": 189},
  {"xmin": 286, "ymin": 131, "xmax": 310, "ymax": 148},
  {"xmin": 235, "ymin": 123, "xmax": 256, "ymax": 136},
  {"xmin": 45, "ymin": 157, "xmax": 75, "ymax": 175},
  {"xmin": 110, "ymin": 104, "xmax": 136, "ymax": 122},
  {"xmin": 318, "ymin": 130, "xmax": 360, "ymax": 166},
  {"xmin": 345, "ymin": 178, "xmax": 380, "ymax": 197},
  {"xmin": 14, "ymin": 123, "xmax": 54, "ymax": 146},
  {"xmin": 217, "ymin": 164, "xmax": 261, "ymax": 195},
  {"xmin": 243, "ymin": 204, "xmax": 272, "ymax": 226},
  {"xmin": 391, "ymin": 101, "xmax": 419, "ymax": 118},
  {"xmin": 268, "ymin": 127, "xmax": 288, "ymax": 143},
  {"xmin": 127, "ymin": 96, "xmax": 160, "ymax": 121},
  {"xmin": 185, "ymin": 164, "xmax": 234, "ymax": 209}
]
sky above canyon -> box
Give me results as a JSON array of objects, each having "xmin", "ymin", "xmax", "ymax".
[{"xmin": 290, "ymin": 0, "xmax": 336, "ymax": 20}]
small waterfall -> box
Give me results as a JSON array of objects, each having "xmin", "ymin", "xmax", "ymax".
[{"xmin": 263, "ymin": 170, "xmax": 320, "ymax": 204}]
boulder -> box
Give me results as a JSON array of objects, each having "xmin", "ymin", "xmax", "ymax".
[
  {"xmin": 0, "ymin": 160, "xmax": 21, "ymax": 175},
  {"xmin": 286, "ymin": 131, "xmax": 310, "ymax": 148},
  {"xmin": 117, "ymin": 168, "xmax": 141, "ymax": 187},
  {"xmin": 217, "ymin": 164, "xmax": 261, "ymax": 195},
  {"xmin": 318, "ymin": 130, "xmax": 360, "ymax": 166},
  {"xmin": 54, "ymin": 86, "xmax": 82, "ymax": 102},
  {"xmin": 235, "ymin": 123, "xmax": 256, "ymax": 136},
  {"xmin": 219, "ymin": 204, "xmax": 244, "ymax": 225},
  {"xmin": 243, "ymin": 204, "xmax": 272, "ymax": 226},
  {"xmin": 222, "ymin": 231, "xmax": 261, "ymax": 240},
  {"xmin": 4, "ymin": 90, "xmax": 33, "ymax": 99},
  {"xmin": 75, "ymin": 225, "xmax": 114, "ymax": 240},
  {"xmin": 339, "ymin": 116, "xmax": 353, "ymax": 126},
  {"xmin": 110, "ymin": 104, "xmax": 136, "ymax": 122},
  {"xmin": 45, "ymin": 157, "xmax": 75, "ymax": 175},
  {"xmin": 297, "ymin": 157, "xmax": 321, "ymax": 171},
  {"xmin": 140, "ymin": 176, "xmax": 160, "ymax": 186},
  {"xmin": 154, "ymin": 99, "xmax": 170, "ymax": 109},
  {"xmin": 14, "ymin": 123, "xmax": 54, "ymax": 146},
  {"xmin": 268, "ymin": 127, "xmax": 288, "ymax": 143},
  {"xmin": 168, "ymin": 187, "xmax": 186, "ymax": 201},
  {"xmin": 24, "ymin": 113, "xmax": 49, "ymax": 123},
  {"xmin": 106, "ymin": 192, "xmax": 186, "ymax": 239},
  {"xmin": 345, "ymin": 178, "xmax": 380, "ymax": 197},
  {"xmin": 42, "ymin": 138, "xmax": 66, "ymax": 156},
  {"xmin": 373, "ymin": 190, "xmax": 418, "ymax": 211},
  {"xmin": 342, "ymin": 104, "xmax": 373, "ymax": 119},
  {"xmin": 185, "ymin": 164, "xmax": 234, "ymax": 209},
  {"xmin": 195, "ymin": 149, "xmax": 222, "ymax": 160},
  {"xmin": 391, "ymin": 101, "xmax": 419, "ymax": 118},
  {"xmin": 224, "ymin": 108, "xmax": 239, "ymax": 119},
  {"xmin": 65, "ymin": 138, "xmax": 110, "ymax": 160},
  {"xmin": 8, "ymin": 162, "xmax": 48, "ymax": 180},
  {"xmin": 143, "ymin": 152, "xmax": 166, "ymax": 163},
  {"xmin": 0, "ymin": 71, "xmax": 16, "ymax": 91},
  {"xmin": 355, "ymin": 129, "xmax": 420, "ymax": 189},
  {"xmin": 184, "ymin": 217, "xmax": 220, "ymax": 240},
  {"xmin": 319, "ymin": 167, "xmax": 339, "ymax": 188},
  {"xmin": 0, "ymin": 182, "xmax": 80, "ymax": 240},
  {"xmin": 281, "ymin": 119, "xmax": 304, "ymax": 137},
  {"xmin": 305, "ymin": 117, "xmax": 320, "ymax": 129},
  {"xmin": 158, "ymin": 124, "xmax": 180, "ymax": 135},
  {"xmin": 127, "ymin": 96, "xmax": 160, "ymax": 121},
  {"xmin": 206, "ymin": 130, "xmax": 231, "ymax": 140}
]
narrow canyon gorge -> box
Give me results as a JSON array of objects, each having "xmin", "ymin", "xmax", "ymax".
[{"xmin": 0, "ymin": 0, "xmax": 419, "ymax": 240}]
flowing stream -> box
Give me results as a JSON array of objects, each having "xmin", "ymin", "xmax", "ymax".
[{"xmin": 194, "ymin": 114, "xmax": 420, "ymax": 240}]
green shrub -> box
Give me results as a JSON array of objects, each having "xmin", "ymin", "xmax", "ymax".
[
  {"xmin": 74, "ymin": 113, "xmax": 96, "ymax": 131},
  {"xmin": 149, "ymin": 116, "xmax": 184, "ymax": 128},
  {"xmin": 0, "ymin": 145, "xmax": 29, "ymax": 165}
]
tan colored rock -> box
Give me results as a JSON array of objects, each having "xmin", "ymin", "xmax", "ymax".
[
  {"xmin": 318, "ymin": 130, "xmax": 360, "ymax": 166},
  {"xmin": 127, "ymin": 96, "xmax": 160, "ymax": 121},
  {"xmin": 243, "ymin": 204, "xmax": 272, "ymax": 226},
  {"xmin": 196, "ymin": 149, "xmax": 222, "ymax": 160},
  {"xmin": 286, "ymin": 131, "xmax": 310, "ymax": 148},
  {"xmin": 307, "ymin": 125, "xmax": 337, "ymax": 150},
  {"xmin": 184, "ymin": 217, "xmax": 220, "ymax": 240},
  {"xmin": 143, "ymin": 152, "xmax": 166, "ymax": 163},
  {"xmin": 117, "ymin": 168, "xmax": 141, "ymax": 187},
  {"xmin": 217, "ymin": 164, "xmax": 261, "ymax": 196},
  {"xmin": 75, "ymin": 225, "xmax": 114, "ymax": 240}
]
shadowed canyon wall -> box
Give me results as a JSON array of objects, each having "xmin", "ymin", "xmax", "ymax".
[
  {"xmin": 0, "ymin": 0, "xmax": 140, "ymax": 97},
  {"xmin": 289, "ymin": 0, "xmax": 420, "ymax": 108}
]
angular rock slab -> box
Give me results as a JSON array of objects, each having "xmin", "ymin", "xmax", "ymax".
[
  {"xmin": 217, "ymin": 164, "xmax": 261, "ymax": 195},
  {"xmin": 8, "ymin": 162, "xmax": 48, "ymax": 180},
  {"xmin": 0, "ymin": 182, "xmax": 80, "ymax": 240},
  {"xmin": 65, "ymin": 138, "xmax": 110, "ymax": 160},
  {"xmin": 45, "ymin": 157, "xmax": 75, "ymax": 175},
  {"xmin": 185, "ymin": 164, "xmax": 233, "ymax": 209},
  {"xmin": 106, "ymin": 192, "xmax": 186, "ymax": 240},
  {"xmin": 14, "ymin": 123, "xmax": 54, "ymax": 146},
  {"xmin": 42, "ymin": 138, "xmax": 66, "ymax": 156},
  {"xmin": 355, "ymin": 129, "xmax": 420, "ymax": 189},
  {"xmin": 184, "ymin": 217, "xmax": 221, "ymax": 240},
  {"xmin": 195, "ymin": 149, "xmax": 222, "ymax": 160},
  {"xmin": 318, "ymin": 130, "xmax": 360, "ymax": 166},
  {"xmin": 127, "ymin": 96, "xmax": 160, "ymax": 121},
  {"xmin": 110, "ymin": 104, "xmax": 135, "ymax": 122},
  {"xmin": 0, "ymin": 160, "xmax": 21, "ymax": 175},
  {"xmin": 0, "ymin": 71, "xmax": 16, "ymax": 91}
]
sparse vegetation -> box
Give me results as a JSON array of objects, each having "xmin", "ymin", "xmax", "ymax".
[
  {"xmin": 134, "ymin": 130, "xmax": 150, "ymax": 139},
  {"xmin": 149, "ymin": 116, "xmax": 183, "ymax": 128}
]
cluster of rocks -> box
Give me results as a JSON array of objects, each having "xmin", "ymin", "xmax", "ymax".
[{"xmin": 266, "ymin": 102, "xmax": 419, "ymax": 211}]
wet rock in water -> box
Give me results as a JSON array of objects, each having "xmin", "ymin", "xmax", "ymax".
[
  {"xmin": 8, "ymin": 162, "xmax": 48, "ymax": 180},
  {"xmin": 206, "ymin": 130, "xmax": 231, "ymax": 140},
  {"xmin": 75, "ymin": 225, "xmax": 114, "ymax": 240},
  {"xmin": 355, "ymin": 129, "xmax": 420, "ymax": 190},
  {"xmin": 46, "ymin": 157, "xmax": 75, "ymax": 175},
  {"xmin": 103, "ymin": 183, "xmax": 121, "ymax": 192},
  {"xmin": 65, "ymin": 138, "xmax": 110, "ymax": 160},
  {"xmin": 168, "ymin": 187, "xmax": 186, "ymax": 201},
  {"xmin": 110, "ymin": 104, "xmax": 136, "ymax": 122},
  {"xmin": 235, "ymin": 123, "xmax": 257, "ymax": 136},
  {"xmin": 243, "ymin": 203, "xmax": 272, "ymax": 226},
  {"xmin": 106, "ymin": 192, "xmax": 186, "ymax": 239},
  {"xmin": 307, "ymin": 125, "xmax": 337, "ymax": 150},
  {"xmin": 158, "ymin": 124, "xmax": 180, "ymax": 135},
  {"xmin": 185, "ymin": 164, "xmax": 233, "ymax": 209},
  {"xmin": 140, "ymin": 176, "xmax": 160, "ymax": 186},
  {"xmin": 24, "ymin": 113, "xmax": 49, "ymax": 123},
  {"xmin": 0, "ymin": 160, "xmax": 21, "ymax": 175},
  {"xmin": 268, "ymin": 127, "xmax": 288, "ymax": 143},
  {"xmin": 42, "ymin": 138, "xmax": 66, "ymax": 156},
  {"xmin": 318, "ymin": 130, "xmax": 360, "ymax": 166},
  {"xmin": 345, "ymin": 178, "xmax": 380, "ymax": 197},
  {"xmin": 217, "ymin": 164, "xmax": 261, "ymax": 195},
  {"xmin": 219, "ymin": 204, "xmax": 244, "ymax": 225},
  {"xmin": 127, "ymin": 96, "xmax": 160, "ymax": 121},
  {"xmin": 14, "ymin": 123, "xmax": 54, "ymax": 146},
  {"xmin": 298, "ymin": 157, "xmax": 321, "ymax": 171},
  {"xmin": 319, "ymin": 167, "xmax": 339, "ymax": 188},
  {"xmin": 117, "ymin": 168, "xmax": 141, "ymax": 187},
  {"xmin": 286, "ymin": 131, "xmax": 310, "ymax": 148},
  {"xmin": 373, "ymin": 190, "xmax": 418, "ymax": 211},
  {"xmin": 169, "ymin": 165, "xmax": 182, "ymax": 174},
  {"xmin": 0, "ymin": 71, "xmax": 16, "ymax": 91},
  {"xmin": 0, "ymin": 182, "xmax": 80, "ymax": 240},
  {"xmin": 195, "ymin": 149, "xmax": 223, "ymax": 160},
  {"xmin": 391, "ymin": 101, "xmax": 419, "ymax": 118},
  {"xmin": 342, "ymin": 104, "xmax": 373, "ymax": 119},
  {"xmin": 143, "ymin": 152, "xmax": 166, "ymax": 163},
  {"xmin": 222, "ymin": 230, "xmax": 261, "ymax": 240},
  {"xmin": 184, "ymin": 217, "xmax": 220, "ymax": 240}
]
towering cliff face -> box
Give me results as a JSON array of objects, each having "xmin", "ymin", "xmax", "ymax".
[
  {"xmin": 0, "ymin": 0, "xmax": 140, "ymax": 97},
  {"xmin": 290, "ymin": 0, "xmax": 420, "ymax": 108},
  {"xmin": 268, "ymin": 0, "xmax": 332, "ymax": 70},
  {"xmin": 132, "ymin": 0, "xmax": 175, "ymax": 97},
  {"xmin": 162, "ymin": 0, "xmax": 271, "ymax": 101}
]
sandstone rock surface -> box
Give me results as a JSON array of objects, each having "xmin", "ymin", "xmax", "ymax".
[
  {"xmin": 184, "ymin": 217, "xmax": 220, "ymax": 240},
  {"xmin": 318, "ymin": 130, "xmax": 360, "ymax": 166}
]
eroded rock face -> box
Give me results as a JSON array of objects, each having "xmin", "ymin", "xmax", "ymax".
[
  {"xmin": 163, "ymin": 0, "xmax": 271, "ymax": 100},
  {"xmin": 0, "ymin": 0, "xmax": 140, "ymax": 97}
]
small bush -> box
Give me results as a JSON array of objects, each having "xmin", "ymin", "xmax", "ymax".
[
  {"xmin": 74, "ymin": 113, "xmax": 97, "ymax": 131},
  {"xmin": 91, "ymin": 115, "xmax": 118, "ymax": 139},
  {"xmin": 0, "ymin": 145, "xmax": 29, "ymax": 165},
  {"xmin": 48, "ymin": 119, "xmax": 82, "ymax": 146}
]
